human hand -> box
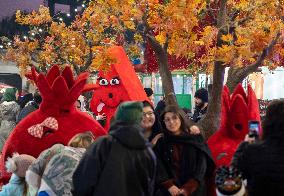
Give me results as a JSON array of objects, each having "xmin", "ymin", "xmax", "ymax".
[
  {"xmin": 168, "ymin": 185, "xmax": 181, "ymax": 196},
  {"xmin": 189, "ymin": 125, "xmax": 200, "ymax": 135},
  {"xmin": 96, "ymin": 113, "xmax": 106, "ymax": 120},
  {"xmin": 244, "ymin": 134, "xmax": 255, "ymax": 144},
  {"xmin": 179, "ymin": 189, "xmax": 187, "ymax": 196},
  {"xmin": 151, "ymin": 133, "xmax": 163, "ymax": 146}
]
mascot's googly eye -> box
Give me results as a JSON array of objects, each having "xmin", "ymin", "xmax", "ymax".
[
  {"xmin": 110, "ymin": 78, "xmax": 120, "ymax": 85},
  {"xmin": 99, "ymin": 78, "xmax": 109, "ymax": 86}
]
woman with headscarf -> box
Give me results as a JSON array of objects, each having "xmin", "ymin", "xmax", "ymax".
[{"xmin": 0, "ymin": 88, "xmax": 20, "ymax": 151}]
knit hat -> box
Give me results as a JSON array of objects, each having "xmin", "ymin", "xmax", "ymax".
[
  {"xmin": 6, "ymin": 153, "xmax": 36, "ymax": 178},
  {"xmin": 115, "ymin": 101, "xmax": 143, "ymax": 124},
  {"xmin": 194, "ymin": 88, "xmax": 208, "ymax": 103},
  {"xmin": 144, "ymin": 88, "xmax": 153, "ymax": 97},
  {"xmin": 2, "ymin": 88, "xmax": 17, "ymax": 102}
]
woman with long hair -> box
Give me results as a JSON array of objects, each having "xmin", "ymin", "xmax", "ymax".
[
  {"xmin": 141, "ymin": 101, "xmax": 163, "ymax": 145},
  {"xmin": 154, "ymin": 105, "xmax": 214, "ymax": 196}
]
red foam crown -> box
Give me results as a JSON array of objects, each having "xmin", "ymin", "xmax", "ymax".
[{"xmin": 26, "ymin": 65, "xmax": 89, "ymax": 116}]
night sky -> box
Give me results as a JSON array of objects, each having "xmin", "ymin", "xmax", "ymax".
[{"xmin": 0, "ymin": 0, "xmax": 68, "ymax": 20}]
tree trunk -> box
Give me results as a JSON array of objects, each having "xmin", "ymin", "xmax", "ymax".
[
  {"xmin": 156, "ymin": 51, "xmax": 178, "ymax": 106},
  {"xmin": 198, "ymin": 0, "xmax": 228, "ymax": 139},
  {"xmin": 198, "ymin": 61, "xmax": 225, "ymax": 139},
  {"xmin": 148, "ymin": 37, "xmax": 178, "ymax": 106}
]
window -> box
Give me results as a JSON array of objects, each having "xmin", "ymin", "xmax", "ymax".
[
  {"xmin": 173, "ymin": 75, "xmax": 183, "ymax": 94},
  {"xmin": 183, "ymin": 76, "xmax": 192, "ymax": 94}
]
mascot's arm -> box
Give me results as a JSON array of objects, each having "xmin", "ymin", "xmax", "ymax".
[{"xmin": 72, "ymin": 136, "xmax": 111, "ymax": 196}]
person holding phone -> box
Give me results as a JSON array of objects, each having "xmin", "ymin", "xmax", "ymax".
[
  {"xmin": 231, "ymin": 99, "xmax": 284, "ymax": 195},
  {"xmin": 248, "ymin": 121, "xmax": 260, "ymax": 140}
]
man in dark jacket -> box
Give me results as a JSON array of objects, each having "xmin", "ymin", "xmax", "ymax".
[
  {"xmin": 72, "ymin": 101, "xmax": 156, "ymax": 196},
  {"xmin": 232, "ymin": 99, "xmax": 284, "ymax": 196},
  {"xmin": 191, "ymin": 88, "xmax": 208, "ymax": 123}
]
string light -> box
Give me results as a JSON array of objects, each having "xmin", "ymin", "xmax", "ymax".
[
  {"xmin": 67, "ymin": 13, "xmax": 70, "ymax": 17},
  {"xmin": 31, "ymin": 33, "xmax": 35, "ymax": 36},
  {"xmin": 23, "ymin": 36, "xmax": 27, "ymax": 39},
  {"xmin": 59, "ymin": 18, "xmax": 63, "ymax": 21},
  {"xmin": 0, "ymin": 45, "xmax": 3, "ymax": 48},
  {"xmin": 7, "ymin": 42, "xmax": 11, "ymax": 46},
  {"xmin": 82, "ymin": 4, "xmax": 85, "ymax": 7},
  {"xmin": 75, "ymin": 8, "xmax": 78, "ymax": 12},
  {"xmin": 39, "ymin": 29, "xmax": 43, "ymax": 32}
]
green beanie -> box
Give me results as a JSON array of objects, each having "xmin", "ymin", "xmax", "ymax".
[
  {"xmin": 2, "ymin": 88, "xmax": 17, "ymax": 102},
  {"xmin": 115, "ymin": 101, "xmax": 143, "ymax": 124}
]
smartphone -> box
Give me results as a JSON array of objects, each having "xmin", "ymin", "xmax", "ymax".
[{"xmin": 248, "ymin": 120, "xmax": 260, "ymax": 138}]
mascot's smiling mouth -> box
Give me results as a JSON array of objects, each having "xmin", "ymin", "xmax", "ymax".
[{"xmin": 97, "ymin": 99, "xmax": 123, "ymax": 112}]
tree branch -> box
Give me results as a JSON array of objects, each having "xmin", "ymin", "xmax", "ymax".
[
  {"xmin": 80, "ymin": 41, "xmax": 93, "ymax": 72},
  {"xmin": 71, "ymin": 61, "xmax": 80, "ymax": 75},
  {"xmin": 164, "ymin": 34, "xmax": 169, "ymax": 51},
  {"xmin": 147, "ymin": 34, "xmax": 165, "ymax": 56},
  {"xmin": 226, "ymin": 32, "xmax": 281, "ymax": 92},
  {"xmin": 205, "ymin": 0, "xmax": 217, "ymax": 25},
  {"xmin": 242, "ymin": 32, "xmax": 281, "ymax": 74}
]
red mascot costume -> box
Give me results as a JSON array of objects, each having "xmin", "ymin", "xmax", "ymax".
[
  {"xmin": 0, "ymin": 65, "xmax": 106, "ymax": 183},
  {"xmin": 207, "ymin": 84, "xmax": 261, "ymax": 167},
  {"xmin": 86, "ymin": 46, "xmax": 148, "ymax": 131}
]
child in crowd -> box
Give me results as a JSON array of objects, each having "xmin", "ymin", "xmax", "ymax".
[{"xmin": 0, "ymin": 153, "xmax": 36, "ymax": 196}]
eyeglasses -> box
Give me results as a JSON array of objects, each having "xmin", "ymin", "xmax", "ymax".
[
  {"xmin": 143, "ymin": 111, "xmax": 155, "ymax": 117},
  {"xmin": 164, "ymin": 115, "xmax": 179, "ymax": 123}
]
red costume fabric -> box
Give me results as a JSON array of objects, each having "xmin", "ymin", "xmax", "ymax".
[
  {"xmin": 207, "ymin": 84, "xmax": 261, "ymax": 167},
  {"xmin": 0, "ymin": 65, "xmax": 106, "ymax": 182},
  {"xmin": 86, "ymin": 46, "xmax": 148, "ymax": 131}
]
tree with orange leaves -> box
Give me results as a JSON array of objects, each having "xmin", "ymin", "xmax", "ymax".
[
  {"xmin": 2, "ymin": 0, "xmax": 284, "ymax": 137},
  {"xmin": 1, "ymin": 6, "xmax": 117, "ymax": 75}
]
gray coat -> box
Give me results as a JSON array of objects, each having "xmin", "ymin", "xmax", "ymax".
[{"xmin": 0, "ymin": 101, "xmax": 20, "ymax": 150}]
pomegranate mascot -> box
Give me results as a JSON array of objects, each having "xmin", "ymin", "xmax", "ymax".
[
  {"xmin": 0, "ymin": 65, "xmax": 106, "ymax": 182},
  {"xmin": 85, "ymin": 46, "xmax": 148, "ymax": 131},
  {"xmin": 208, "ymin": 84, "xmax": 261, "ymax": 167}
]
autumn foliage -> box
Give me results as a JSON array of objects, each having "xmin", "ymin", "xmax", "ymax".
[{"xmin": 1, "ymin": 1, "xmax": 283, "ymax": 75}]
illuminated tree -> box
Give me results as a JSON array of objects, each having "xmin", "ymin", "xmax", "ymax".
[{"xmin": 2, "ymin": 0, "xmax": 284, "ymax": 137}]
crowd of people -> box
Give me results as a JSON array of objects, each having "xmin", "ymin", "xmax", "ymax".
[{"xmin": 0, "ymin": 86, "xmax": 283, "ymax": 196}]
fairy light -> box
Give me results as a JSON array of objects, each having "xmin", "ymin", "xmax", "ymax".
[
  {"xmin": 82, "ymin": 4, "xmax": 85, "ymax": 7},
  {"xmin": 75, "ymin": 8, "xmax": 78, "ymax": 12},
  {"xmin": 39, "ymin": 29, "xmax": 43, "ymax": 32},
  {"xmin": 7, "ymin": 42, "xmax": 11, "ymax": 46},
  {"xmin": 59, "ymin": 18, "xmax": 63, "ymax": 21},
  {"xmin": 23, "ymin": 36, "xmax": 27, "ymax": 39},
  {"xmin": 31, "ymin": 33, "xmax": 35, "ymax": 36},
  {"xmin": 67, "ymin": 13, "xmax": 70, "ymax": 17},
  {"xmin": 0, "ymin": 45, "xmax": 3, "ymax": 48}
]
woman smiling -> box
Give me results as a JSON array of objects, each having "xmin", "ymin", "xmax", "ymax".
[{"xmin": 154, "ymin": 105, "xmax": 215, "ymax": 196}]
